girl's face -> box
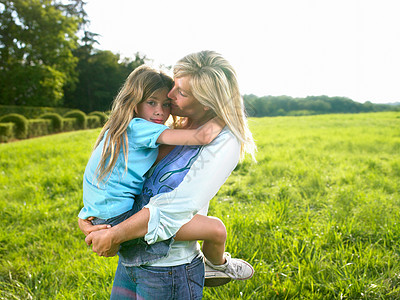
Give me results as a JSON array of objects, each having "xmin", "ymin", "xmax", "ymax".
[
  {"xmin": 135, "ymin": 88, "xmax": 171, "ymax": 124},
  {"xmin": 168, "ymin": 76, "xmax": 207, "ymax": 118}
]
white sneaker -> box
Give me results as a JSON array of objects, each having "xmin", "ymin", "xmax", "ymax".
[{"xmin": 205, "ymin": 252, "xmax": 254, "ymax": 281}]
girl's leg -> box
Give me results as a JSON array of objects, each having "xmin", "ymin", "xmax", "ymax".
[
  {"xmin": 175, "ymin": 215, "xmax": 255, "ymax": 285},
  {"xmin": 174, "ymin": 215, "xmax": 227, "ymax": 265}
]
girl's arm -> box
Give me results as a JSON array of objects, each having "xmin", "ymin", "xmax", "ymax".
[{"xmin": 157, "ymin": 117, "xmax": 224, "ymax": 145}]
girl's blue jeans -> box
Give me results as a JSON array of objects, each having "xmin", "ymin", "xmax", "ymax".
[{"xmin": 110, "ymin": 254, "xmax": 205, "ymax": 299}]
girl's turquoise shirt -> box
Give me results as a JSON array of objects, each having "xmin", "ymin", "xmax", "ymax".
[{"xmin": 78, "ymin": 118, "xmax": 168, "ymax": 220}]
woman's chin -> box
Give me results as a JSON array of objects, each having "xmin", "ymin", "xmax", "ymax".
[{"xmin": 171, "ymin": 108, "xmax": 185, "ymax": 117}]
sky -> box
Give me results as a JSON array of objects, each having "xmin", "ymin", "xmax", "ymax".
[{"xmin": 84, "ymin": 0, "xmax": 400, "ymax": 104}]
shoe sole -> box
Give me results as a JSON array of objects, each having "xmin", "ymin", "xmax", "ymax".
[
  {"xmin": 205, "ymin": 269, "xmax": 231, "ymax": 287},
  {"xmin": 204, "ymin": 277, "xmax": 232, "ymax": 287}
]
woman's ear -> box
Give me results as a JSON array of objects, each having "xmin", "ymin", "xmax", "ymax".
[
  {"xmin": 203, "ymin": 106, "xmax": 210, "ymax": 111},
  {"xmin": 134, "ymin": 106, "xmax": 138, "ymax": 116}
]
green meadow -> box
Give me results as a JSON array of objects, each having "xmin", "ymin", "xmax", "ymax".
[{"xmin": 1, "ymin": 112, "xmax": 399, "ymax": 299}]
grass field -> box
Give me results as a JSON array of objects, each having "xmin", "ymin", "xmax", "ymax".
[{"xmin": 0, "ymin": 112, "xmax": 399, "ymax": 299}]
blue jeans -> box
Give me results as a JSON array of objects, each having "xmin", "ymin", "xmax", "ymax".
[{"xmin": 110, "ymin": 254, "xmax": 205, "ymax": 300}]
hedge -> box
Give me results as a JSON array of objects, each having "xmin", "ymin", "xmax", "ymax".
[
  {"xmin": 62, "ymin": 118, "xmax": 77, "ymax": 132},
  {"xmin": 28, "ymin": 119, "xmax": 52, "ymax": 138},
  {"xmin": 0, "ymin": 108, "xmax": 105, "ymax": 142},
  {"xmin": 87, "ymin": 115, "xmax": 101, "ymax": 129},
  {"xmin": 0, "ymin": 123, "xmax": 15, "ymax": 142},
  {"xmin": 88, "ymin": 111, "xmax": 108, "ymax": 125},
  {"xmin": 0, "ymin": 105, "xmax": 70, "ymax": 118},
  {"xmin": 64, "ymin": 110, "xmax": 87, "ymax": 129},
  {"xmin": 40, "ymin": 113, "xmax": 63, "ymax": 132},
  {"xmin": 0, "ymin": 113, "xmax": 28, "ymax": 139}
]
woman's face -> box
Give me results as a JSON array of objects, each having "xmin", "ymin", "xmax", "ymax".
[{"xmin": 168, "ymin": 76, "xmax": 206, "ymax": 118}]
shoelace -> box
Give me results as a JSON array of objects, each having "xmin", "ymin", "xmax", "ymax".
[{"xmin": 227, "ymin": 262, "xmax": 243, "ymax": 275}]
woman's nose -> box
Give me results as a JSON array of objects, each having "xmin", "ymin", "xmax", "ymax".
[{"xmin": 167, "ymin": 87, "xmax": 175, "ymax": 99}]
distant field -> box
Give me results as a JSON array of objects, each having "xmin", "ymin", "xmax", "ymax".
[{"xmin": 1, "ymin": 112, "xmax": 399, "ymax": 299}]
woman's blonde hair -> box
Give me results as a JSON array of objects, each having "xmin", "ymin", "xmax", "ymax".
[
  {"xmin": 94, "ymin": 65, "xmax": 173, "ymax": 183},
  {"xmin": 173, "ymin": 50, "xmax": 257, "ymax": 161}
]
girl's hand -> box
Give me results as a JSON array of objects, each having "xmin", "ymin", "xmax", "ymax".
[{"xmin": 78, "ymin": 217, "xmax": 111, "ymax": 236}]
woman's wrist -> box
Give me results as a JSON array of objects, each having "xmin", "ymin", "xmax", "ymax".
[
  {"xmin": 110, "ymin": 208, "xmax": 150, "ymax": 244},
  {"xmin": 110, "ymin": 224, "xmax": 127, "ymax": 245}
]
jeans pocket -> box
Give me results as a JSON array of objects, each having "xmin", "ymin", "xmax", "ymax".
[
  {"xmin": 125, "ymin": 265, "xmax": 173, "ymax": 299},
  {"xmin": 137, "ymin": 265, "xmax": 172, "ymax": 274},
  {"xmin": 186, "ymin": 257, "xmax": 205, "ymax": 300}
]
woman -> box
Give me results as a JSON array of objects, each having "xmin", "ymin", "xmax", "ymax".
[{"xmin": 79, "ymin": 50, "xmax": 257, "ymax": 299}]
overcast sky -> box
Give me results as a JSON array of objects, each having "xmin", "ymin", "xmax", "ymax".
[{"xmin": 85, "ymin": 0, "xmax": 400, "ymax": 104}]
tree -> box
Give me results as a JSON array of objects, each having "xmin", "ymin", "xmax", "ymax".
[
  {"xmin": 242, "ymin": 94, "xmax": 397, "ymax": 117},
  {"xmin": 63, "ymin": 50, "xmax": 146, "ymax": 112},
  {"xmin": 0, "ymin": 0, "xmax": 85, "ymax": 106}
]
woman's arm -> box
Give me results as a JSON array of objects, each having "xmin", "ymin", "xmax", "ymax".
[
  {"xmin": 86, "ymin": 129, "xmax": 240, "ymax": 256},
  {"xmin": 157, "ymin": 117, "xmax": 224, "ymax": 145},
  {"xmin": 145, "ymin": 128, "xmax": 240, "ymax": 244},
  {"xmin": 84, "ymin": 208, "xmax": 150, "ymax": 257}
]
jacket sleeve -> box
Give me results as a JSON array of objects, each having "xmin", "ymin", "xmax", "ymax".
[{"xmin": 144, "ymin": 128, "xmax": 240, "ymax": 244}]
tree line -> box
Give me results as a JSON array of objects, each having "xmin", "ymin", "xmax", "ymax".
[
  {"xmin": 1, "ymin": 1, "xmax": 398, "ymax": 115},
  {"xmin": 243, "ymin": 95, "xmax": 398, "ymax": 117}
]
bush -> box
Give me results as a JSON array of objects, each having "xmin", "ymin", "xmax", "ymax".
[
  {"xmin": 0, "ymin": 123, "xmax": 15, "ymax": 142},
  {"xmin": 87, "ymin": 116, "xmax": 101, "ymax": 129},
  {"xmin": 0, "ymin": 113, "xmax": 28, "ymax": 139},
  {"xmin": 88, "ymin": 111, "xmax": 108, "ymax": 125},
  {"xmin": 64, "ymin": 110, "xmax": 87, "ymax": 129},
  {"xmin": 62, "ymin": 117, "xmax": 77, "ymax": 132},
  {"xmin": 40, "ymin": 113, "xmax": 63, "ymax": 132},
  {"xmin": 0, "ymin": 105, "xmax": 70, "ymax": 118},
  {"xmin": 28, "ymin": 119, "xmax": 52, "ymax": 138}
]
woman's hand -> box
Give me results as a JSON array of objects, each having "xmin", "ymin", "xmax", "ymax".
[
  {"xmin": 85, "ymin": 228, "xmax": 120, "ymax": 257},
  {"xmin": 78, "ymin": 217, "xmax": 110, "ymax": 236},
  {"xmin": 78, "ymin": 208, "xmax": 150, "ymax": 257}
]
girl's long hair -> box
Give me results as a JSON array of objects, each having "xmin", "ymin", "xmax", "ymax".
[
  {"xmin": 173, "ymin": 50, "xmax": 257, "ymax": 161},
  {"xmin": 94, "ymin": 65, "xmax": 173, "ymax": 183}
]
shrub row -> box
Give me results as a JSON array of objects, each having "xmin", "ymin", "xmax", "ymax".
[
  {"xmin": 0, "ymin": 110, "xmax": 107, "ymax": 143},
  {"xmin": 0, "ymin": 123, "xmax": 14, "ymax": 143},
  {"xmin": 0, "ymin": 105, "xmax": 71, "ymax": 119}
]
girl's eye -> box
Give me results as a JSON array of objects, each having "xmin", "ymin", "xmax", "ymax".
[
  {"xmin": 146, "ymin": 101, "xmax": 155, "ymax": 106},
  {"xmin": 178, "ymin": 90, "xmax": 187, "ymax": 97},
  {"xmin": 163, "ymin": 102, "xmax": 171, "ymax": 107}
]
